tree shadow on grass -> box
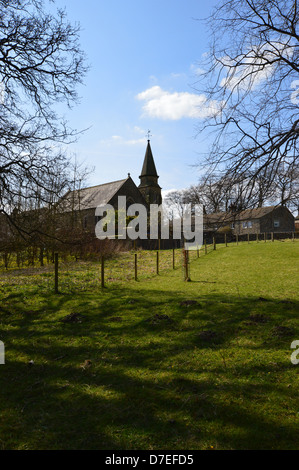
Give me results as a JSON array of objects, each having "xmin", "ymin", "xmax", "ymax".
[{"xmin": 0, "ymin": 287, "xmax": 298, "ymax": 450}]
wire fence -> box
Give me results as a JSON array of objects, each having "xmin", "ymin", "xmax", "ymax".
[
  {"xmin": 0, "ymin": 232, "xmax": 297, "ymax": 294},
  {"xmin": 0, "ymin": 248, "xmax": 185, "ymax": 294}
]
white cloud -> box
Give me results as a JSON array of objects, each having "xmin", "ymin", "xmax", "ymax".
[
  {"xmin": 133, "ymin": 126, "xmax": 146, "ymax": 135},
  {"xmin": 170, "ymin": 72, "xmax": 186, "ymax": 79},
  {"xmin": 99, "ymin": 125, "xmax": 151, "ymax": 147},
  {"xmin": 221, "ymin": 41, "xmax": 294, "ymax": 92},
  {"xmin": 124, "ymin": 138, "xmax": 146, "ymax": 146},
  {"xmin": 149, "ymin": 75, "xmax": 158, "ymax": 84},
  {"xmin": 190, "ymin": 64, "xmax": 206, "ymax": 76},
  {"xmin": 100, "ymin": 135, "xmax": 146, "ymax": 147},
  {"xmin": 136, "ymin": 86, "xmax": 222, "ymax": 120}
]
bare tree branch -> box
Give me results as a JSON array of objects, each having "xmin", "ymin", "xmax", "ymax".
[
  {"xmin": 195, "ymin": 0, "xmax": 299, "ymax": 210},
  {"xmin": 0, "ymin": 0, "xmax": 88, "ymax": 230}
]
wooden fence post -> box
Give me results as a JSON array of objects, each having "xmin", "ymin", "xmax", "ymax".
[
  {"xmin": 256, "ymin": 233, "xmax": 259, "ymax": 243},
  {"xmin": 183, "ymin": 248, "xmax": 190, "ymax": 281},
  {"xmin": 264, "ymin": 232, "xmax": 266, "ymax": 243},
  {"xmin": 156, "ymin": 251, "xmax": 159, "ymax": 275},
  {"xmin": 101, "ymin": 255, "xmax": 105, "ymax": 288},
  {"xmin": 248, "ymin": 233, "xmax": 250, "ymax": 244},
  {"xmin": 134, "ymin": 253, "xmax": 138, "ymax": 281},
  {"xmin": 172, "ymin": 248, "xmax": 175, "ymax": 269},
  {"xmin": 236, "ymin": 234, "xmax": 239, "ymax": 246},
  {"xmin": 225, "ymin": 233, "xmax": 228, "ymax": 247},
  {"xmin": 271, "ymin": 232, "xmax": 274, "ymax": 242},
  {"xmin": 54, "ymin": 253, "xmax": 59, "ymax": 294},
  {"xmin": 213, "ymin": 237, "xmax": 216, "ymax": 250},
  {"xmin": 292, "ymin": 232, "xmax": 295, "ymax": 242},
  {"xmin": 186, "ymin": 249, "xmax": 190, "ymax": 281},
  {"xmin": 205, "ymin": 239, "xmax": 207, "ymax": 254}
]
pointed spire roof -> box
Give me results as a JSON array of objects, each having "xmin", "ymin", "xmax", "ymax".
[{"xmin": 140, "ymin": 140, "xmax": 158, "ymax": 178}]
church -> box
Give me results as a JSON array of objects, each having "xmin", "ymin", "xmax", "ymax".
[{"xmin": 60, "ymin": 140, "xmax": 162, "ymax": 231}]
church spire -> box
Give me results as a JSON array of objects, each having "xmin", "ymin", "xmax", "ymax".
[
  {"xmin": 140, "ymin": 140, "xmax": 158, "ymax": 178},
  {"xmin": 139, "ymin": 139, "xmax": 162, "ymax": 205}
]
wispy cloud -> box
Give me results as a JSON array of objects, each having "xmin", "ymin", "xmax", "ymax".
[
  {"xmin": 124, "ymin": 138, "xmax": 146, "ymax": 145},
  {"xmin": 190, "ymin": 64, "xmax": 206, "ymax": 76},
  {"xmin": 170, "ymin": 72, "xmax": 186, "ymax": 79},
  {"xmin": 133, "ymin": 126, "xmax": 146, "ymax": 135},
  {"xmin": 136, "ymin": 86, "xmax": 222, "ymax": 120},
  {"xmin": 221, "ymin": 41, "xmax": 294, "ymax": 92},
  {"xmin": 100, "ymin": 135, "xmax": 146, "ymax": 147}
]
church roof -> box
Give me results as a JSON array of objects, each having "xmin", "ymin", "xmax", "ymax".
[
  {"xmin": 140, "ymin": 140, "xmax": 158, "ymax": 178},
  {"xmin": 59, "ymin": 178, "xmax": 129, "ymax": 212}
]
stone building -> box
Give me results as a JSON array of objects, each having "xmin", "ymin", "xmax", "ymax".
[
  {"xmin": 203, "ymin": 206, "xmax": 295, "ymax": 236},
  {"xmin": 59, "ymin": 140, "xmax": 162, "ymax": 231},
  {"xmin": 138, "ymin": 140, "xmax": 162, "ymax": 206}
]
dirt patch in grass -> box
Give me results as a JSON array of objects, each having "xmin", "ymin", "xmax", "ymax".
[
  {"xmin": 271, "ymin": 325, "xmax": 295, "ymax": 338},
  {"xmin": 109, "ymin": 316, "xmax": 123, "ymax": 322},
  {"xmin": 278, "ymin": 300, "xmax": 295, "ymax": 306},
  {"xmin": 197, "ymin": 330, "xmax": 218, "ymax": 342},
  {"xmin": 146, "ymin": 314, "xmax": 174, "ymax": 325},
  {"xmin": 60, "ymin": 312, "xmax": 84, "ymax": 323},
  {"xmin": 247, "ymin": 314, "xmax": 270, "ymax": 324}
]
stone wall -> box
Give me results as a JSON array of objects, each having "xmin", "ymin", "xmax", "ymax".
[{"xmin": 259, "ymin": 207, "xmax": 295, "ymax": 233}]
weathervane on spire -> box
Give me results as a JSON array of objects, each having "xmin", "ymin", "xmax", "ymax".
[{"xmin": 146, "ymin": 130, "xmax": 152, "ymax": 141}]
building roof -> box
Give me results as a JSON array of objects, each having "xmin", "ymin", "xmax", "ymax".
[
  {"xmin": 204, "ymin": 206, "xmax": 286, "ymax": 225},
  {"xmin": 204, "ymin": 212, "xmax": 233, "ymax": 224},
  {"xmin": 236, "ymin": 206, "xmax": 278, "ymax": 221},
  {"xmin": 60, "ymin": 178, "xmax": 129, "ymax": 212},
  {"xmin": 140, "ymin": 140, "xmax": 158, "ymax": 178}
]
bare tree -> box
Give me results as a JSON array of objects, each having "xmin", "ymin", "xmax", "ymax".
[
  {"xmin": 0, "ymin": 0, "xmax": 87, "ymax": 236},
  {"xmin": 163, "ymin": 190, "xmax": 189, "ymax": 218},
  {"xmin": 184, "ymin": 173, "xmax": 250, "ymax": 213},
  {"xmin": 186, "ymin": 175, "xmax": 225, "ymax": 213},
  {"xmin": 197, "ymin": 0, "xmax": 299, "ymax": 209},
  {"xmin": 268, "ymin": 161, "xmax": 299, "ymax": 209}
]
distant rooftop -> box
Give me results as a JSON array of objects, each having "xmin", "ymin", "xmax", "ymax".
[
  {"xmin": 59, "ymin": 178, "xmax": 129, "ymax": 212},
  {"xmin": 204, "ymin": 206, "xmax": 278, "ymax": 223}
]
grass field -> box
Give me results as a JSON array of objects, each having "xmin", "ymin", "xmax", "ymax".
[{"xmin": 0, "ymin": 241, "xmax": 298, "ymax": 450}]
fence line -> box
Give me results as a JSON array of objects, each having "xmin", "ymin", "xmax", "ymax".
[{"xmin": 0, "ymin": 233, "xmax": 297, "ymax": 293}]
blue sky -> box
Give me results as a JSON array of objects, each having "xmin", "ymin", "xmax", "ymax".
[{"xmin": 54, "ymin": 0, "xmax": 218, "ymax": 193}]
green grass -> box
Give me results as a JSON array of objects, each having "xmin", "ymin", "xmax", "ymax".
[{"xmin": 0, "ymin": 241, "xmax": 298, "ymax": 450}]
